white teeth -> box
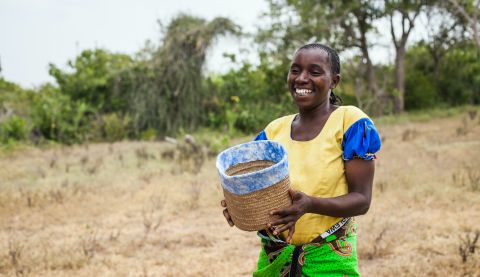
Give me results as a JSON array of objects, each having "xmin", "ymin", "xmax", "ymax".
[{"xmin": 295, "ymin": 88, "xmax": 312, "ymax": 96}]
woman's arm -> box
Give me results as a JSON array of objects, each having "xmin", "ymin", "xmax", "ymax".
[{"xmin": 268, "ymin": 159, "xmax": 375, "ymax": 243}]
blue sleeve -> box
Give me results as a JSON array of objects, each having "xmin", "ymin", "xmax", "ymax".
[
  {"xmin": 342, "ymin": 118, "xmax": 381, "ymax": 160},
  {"xmin": 254, "ymin": 130, "xmax": 268, "ymax": 141}
]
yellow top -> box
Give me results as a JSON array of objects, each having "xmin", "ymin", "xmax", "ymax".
[{"xmin": 264, "ymin": 105, "xmax": 371, "ymax": 245}]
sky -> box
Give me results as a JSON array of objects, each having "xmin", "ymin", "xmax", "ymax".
[
  {"xmin": 0, "ymin": 0, "xmax": 268, "ymax": 88},
  {"xmin": 1, "ymin": 0, "xmax": 428, "ymax": 89}
]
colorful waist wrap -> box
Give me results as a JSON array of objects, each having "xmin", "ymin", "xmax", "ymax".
[{"xmin": 253, "ymin": 219, "xmax": 359, "ymax": 277}]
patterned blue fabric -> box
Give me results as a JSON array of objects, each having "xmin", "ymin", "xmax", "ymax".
[
  {"xmin": 255, "ymin": 130, "xmax": 268, "ymax": 141},
  {"xmin": 216, "ymin": 140, "xmax": 289, "ymax": 195},
  {"xmin": 342, "ymin": 118, "xmax": 381, "ymax": 160}
]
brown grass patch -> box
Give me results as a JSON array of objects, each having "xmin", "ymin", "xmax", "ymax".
[{"xmin": 1, "ymin": 111, "xmax": 480, "ymax": 276}]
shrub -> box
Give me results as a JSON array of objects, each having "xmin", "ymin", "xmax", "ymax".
[
  {"xmin": 102, "ymin": 113, "xmax": 131, "ymax": 142},
  {"xmin": 405, "ymin": 45, "xmax": 438, "ymax": 110},
  {"xmin": 31, "ymin": 87, "xmax": 94, "ymax": 144},
  {"xmin": 140, "ymin": 128, "xmax": 158, "ymax": 141},
  {"xmin": 0, "ymin": 115, "xmax": 30, "ymax": 143}
]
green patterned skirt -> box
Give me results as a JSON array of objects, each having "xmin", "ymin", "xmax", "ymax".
[{"xmin": 253, "ymin": 219, "xmax": 359, "ymax": 277}]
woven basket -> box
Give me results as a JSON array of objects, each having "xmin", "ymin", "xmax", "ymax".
[{"xmin": 216, "ymin": 141, "xmax": 292, "ymax": 231}]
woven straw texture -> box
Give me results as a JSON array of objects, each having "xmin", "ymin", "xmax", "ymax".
[{"xmin": 223, "ymin": 160, "xmax": 292, "ymax": 231}]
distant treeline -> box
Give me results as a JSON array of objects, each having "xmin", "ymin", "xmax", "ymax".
[{"xmin": 1, "ymin": 1, "xmax": 479, "ymax": 145}]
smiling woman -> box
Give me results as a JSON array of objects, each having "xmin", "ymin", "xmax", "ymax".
[
  {"xmin": 287, "ymin": 45, "xmax": 341, "ymax": 114},
  {"xmin": 221, "ymin": 43, "xmax": 381, "ymax": 276}
]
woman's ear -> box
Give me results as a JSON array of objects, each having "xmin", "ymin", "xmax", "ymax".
[{"xmin": 331, "ymin": 74, "xmax": 341, "ymax": 89}]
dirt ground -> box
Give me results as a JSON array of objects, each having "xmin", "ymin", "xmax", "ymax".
[{"xmin": 1, "ymin": 109, "xmax": 479, "ymax": 277}]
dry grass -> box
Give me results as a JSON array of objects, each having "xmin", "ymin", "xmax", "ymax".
[{"xmin": 1, "ymin": 110, "xmax": 480, "ymax": 276}]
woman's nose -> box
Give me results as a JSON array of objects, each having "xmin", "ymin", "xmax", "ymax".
[{"xmin": 296, "ymin": 70, "xmax": 308, "ymax": 84}]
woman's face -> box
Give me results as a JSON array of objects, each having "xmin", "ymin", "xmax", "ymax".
[{"xmin": 287, "ymin": 48, "xmax": 339, "ymax": 111}]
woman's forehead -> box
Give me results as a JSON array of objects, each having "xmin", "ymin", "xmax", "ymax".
[{"xmin": 292, "ymin": 48, "xmax": 330, "ymax": 65}]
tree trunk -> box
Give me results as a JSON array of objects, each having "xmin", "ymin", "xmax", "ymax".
[
  {"xmin": 389, "ymin": 4, "xmax": 422, "ymax": 114},
  {"xmin": 433, "ymin": 55, "xmax": 441, "ymax": 84},
  {"xmin": 394, "ymin": 46, "xmax": 405, "ymax": 113},
  {"xmin": 474, "ymin": 20, "xmax": 480, "ymax": 57},
  {"xmin": 360, "ymin": 45, "xmax": 382, "ymax": 114},
  {"xmin": 448, "ymin": 0, "xmax": 480, "ymax": 55},
  {"xmin": 360, "ymin": 35, "xmax": 378, "ymax": 98},
  {"xmin": 355, "ymin": 10, "xmax": 380, "ymax": 114}
]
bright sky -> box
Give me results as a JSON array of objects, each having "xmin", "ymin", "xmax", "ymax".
[
  {"xmin": 0, "ymin": 0, "xmax": 268, "ymax": 88},
  {"xmin": 1, "ymin": 0, "xmax": 428, "ymax": 89}
]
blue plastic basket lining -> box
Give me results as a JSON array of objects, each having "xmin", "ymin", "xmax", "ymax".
[{"xmin": 216, "ymin": 140, "xmax": 289, "ymax": 195}]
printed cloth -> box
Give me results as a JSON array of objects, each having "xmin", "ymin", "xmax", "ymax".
[{"xmin": 253, "ymin": 219, "xmax": 359, "ymax": 277}]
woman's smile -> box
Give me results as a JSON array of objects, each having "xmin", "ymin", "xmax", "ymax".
[
  {"xmin": 294, "ymin": 88, "xmax": 313, "ymax": 96},
  {"xmin": 287, "ymin": 48, "xmax": 339, "ymax": 111}
]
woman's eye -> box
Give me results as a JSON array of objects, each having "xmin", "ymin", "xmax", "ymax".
[
  {"xmin": 290, "ymin": 68, "xmax": 299, "ymax": 74},
  {"xmin": 311, "ymin": 71, "xmax": 322, "ymax": 76}
]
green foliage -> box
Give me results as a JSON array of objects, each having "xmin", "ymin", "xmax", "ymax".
[
  {"xmin": 405, "ymin": 73, "xmax": 437, "ymax": 110},
  {"xmin": 405, "ymin": 46, "xmax": 438, "ymax": 110},
  {"xmin": 101, "ymin": 113, "xmax": 131, "ymax": 142},
  {"xmin": 0, "ymin": 77, "xmax": 35, "ymax": 144},
  {"xmin": 403, "ymin": 42, "xmax": 479, "ymax": 110},
  {"xmin": 114, "ymin": 14, "xmax": 240, "ymax": 135},
  {"xmin": 206, "ymin": 61, "xmax": 294, "ymax": 133},
  {"xmin": 0, "ymin": 77, "xmax": 35, "ymax": 118},
  {"xmin": 0, "ymin": 76, "xmax": 24, "ymax": 95},
  {"xmin": 437, "ymin": 44, "xmax": 480, "ymax": 105},
  {"xmin": 140, "ymin": 128, "xmax": 158, "ymax": 141},
  {"xmin": 194, "ymin": 128, "xmax": 233, "ymax": 155},
  {"xmin": 31, "ymin": 85, "xmax": 93, "ymax": 144},
  {"xmin": 207, "ymin": 135, "xmax": 231, "ymax": 155},
  {"xmin": 335, "ymin": 56, "xmax": 375, "ymax": 110},
  {"xmin": 234, "ymin": 110, "xmax": 259, "ymax": 133},
  {"xmin": 49, "ymin": 49, "xmax": 133, "ymax": 112},
  {"xmin": 0, "ymin": 115, "xmax": 30, "ymax": 143},
  {"xmin": 2, "ymin": 6, "xmax": 480, "ymax": 146}
]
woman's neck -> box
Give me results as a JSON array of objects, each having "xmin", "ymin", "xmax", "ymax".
[{"xmin": 298, "ymin": 101, "xmax": 333, "ymax": 123}]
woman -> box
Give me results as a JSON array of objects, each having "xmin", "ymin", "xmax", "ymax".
[{"xmin": 222, "ymin": 43, "xmax": 381, "ymax": 276}]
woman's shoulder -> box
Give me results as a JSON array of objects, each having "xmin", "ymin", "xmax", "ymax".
[
  {"xmin": 339, "ymin": 105, "xmax": 370, "ymax": 119},
  {"xmin": 264, "ymin": 114, "xmax": 296, "ymax": 138},
  {"xmin": 267, "ymin": 114, "xmax": 296, "ymax": 127},
  {"xmin": 338, "ymin": 105, "xmax": 372, "ymax": 130},
  {"xmin": 339, "ymin": 106, "xmax": 381, "ymax": 160}
]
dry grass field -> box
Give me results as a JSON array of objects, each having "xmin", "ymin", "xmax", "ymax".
[{"xmin": 1, "ymin": 108, "xmax": 480, "ymax": 277}]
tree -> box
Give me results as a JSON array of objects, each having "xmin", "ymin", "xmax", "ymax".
[
  {"xmin": 335, "ymin": 1, "xmax": 385, "ymax": 113},
  {"xmin": 448, "ymin": 0, "xmax": 480, "ymax": 52},
  {"xmin": 385, "ymin": 0, "xmax": 426, "ymax": 113},
  {"xmin": 31, "ymin": 84, "xmax": 93, "ymax": 144},
  {"xmin": 257, "ymin": 1, "xmax": 386, "ymax": 113},
  {"xmin": 0, "ymin": 76, "xmax": 33, "ymax": 121},
  {"xmin": 422, "ymin": 4, "xmax": 463, "ymax": 81},
  {"xmin": 115, "ymin": 14, "xmax": 240, "ymax": 135},
  {"xmin": 437, "ymin": 44, "xmax": 480, "ymax": 105},
  {"xmin": 404, "ymin": 45, "xmax": 437, "ymax": 109},
  {"xmin": 49, "ymin": 49, "xmax": 133, "ymax": 113}
]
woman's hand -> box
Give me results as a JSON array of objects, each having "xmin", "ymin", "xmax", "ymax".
[
  {"xmin": 268, "ymin": 189, "xmax": 312, "ymax": 243},
  {"xmin": 221, "ymin": 200, "xmax": 234, "ymax": 227}
]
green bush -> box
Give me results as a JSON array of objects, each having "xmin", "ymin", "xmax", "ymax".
[
  {"xmin": 336, "ymin": 92, "xmax": 358, "ymax": 106},
  {"xmin": 48, "ymin": 49, "xmax": 133, "ymax": 112},
  {"xmin": 405, "ymin": 73, "xmax": 437, "ymax": 110},
  {"xmin": 102, "ymin": 113, "xmax": 131, "ymax": 142},
  {"xmin": 234, "ymin": 110, "xmax": 258, "ymax": 133},
  {"xmin": 140, "ymin": 128, "xmax": 158, "ymax": 141},
  {"xmin": 0, "ymin": 115, "xmax": 30, "ymax": 143},
  {"xmin": 404, "ymin": 45, "xmax": 437, "ymax": 110},
  {"xmin": 32, "ymin": 86, "xmax": 94, "ymax": 144},
  {"xmin": 207, "ymin": 62, "xmax": 295, "ymax": 134},
  {"xmin": 438, "ymin": 45, "xmax": 480, "ymax": 105}
]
